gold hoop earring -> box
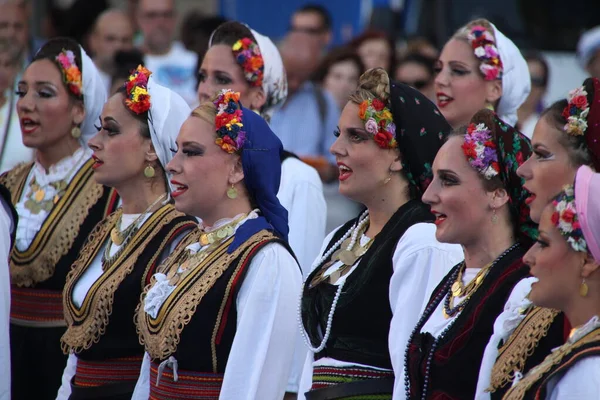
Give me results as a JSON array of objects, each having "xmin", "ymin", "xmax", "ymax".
[
  {"xmin": 144, "ymin": 165, "xmax": 155, "ymax": 178},
  {"xmin": 227, "ymin": 184, "xmax": 238, "ymax": 199},
  {"xmin": 580, "ymin": 279, "xmax": 589, "ymax": 297},
  {"xmin": 71, "ymin": 126, "xmax": 81, "ymax": 139}
]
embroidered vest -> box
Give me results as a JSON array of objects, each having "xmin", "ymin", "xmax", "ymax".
[
  {"xmin": 61, "ymin": 204, "xmax": 197, "ymax": 361},
  {"xmin": 406, "ymin": 245, "xmax": 529, "ymax": 400},
  {"xmin": 1, "ymin": 160, "xmax": 119, "ymax": 289},
  {"xmin": 302, "ymin": 200, "xmax": 435, "ymax": 369},
  {"xmin": 137, "ymin": 228, "xmax": 292, "ymax": 372}
]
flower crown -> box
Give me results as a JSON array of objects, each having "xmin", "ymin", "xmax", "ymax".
[
  {"xmin": 358, "ymin": 98, "xmax": 397, "ymax": 149},
  {"xmin": 232, "ymin": 38, "xmax": 264, "ymax": 87},
  {"xmin": 562, "ymin": 86, "xmax": 590, "ymax": 136},
  {"xmin": 55, "ymin": 49, "xmax": 82, "ymax": 98},
  {"xmin": 124, "ymin": 65, "xmax": 152, "ymax": 114},
  {"xmin": 462, "ymin": 122, "xmax": 500, "ymax": 179},
  {"xmin": 214, "ymin": 89, "xmax": 246, "ymax": 154},
  {"xmin": 552, "ymin": 185, "xmax": 588, "ymax": 253},
  {"xmin": 467, "ymin": 25, "xmax": 503, "ymax": 81}
]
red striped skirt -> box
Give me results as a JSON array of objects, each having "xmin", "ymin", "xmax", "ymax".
[
  {"xmin": 311, "ymin": 364, "xmax": 394, "ymax": 391},
  {"xmin": 74, "ymin": 356, "xmax": 143, "ymax": 387},
  {"xmin": 149, "ymin": 361, "xmax": 224, "ymax": 400},
  {"xmin": 11, "ymin": 286, "xmax": 65, "ymax": 327}
]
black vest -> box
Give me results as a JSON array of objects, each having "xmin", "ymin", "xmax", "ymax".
[
  {"xmin": 406, "ymin": 245, "xmax": 529, "ymax": 400},
  {"xmin": 302, "ymin": 200, "xmax": 435, "ymax": 369}
]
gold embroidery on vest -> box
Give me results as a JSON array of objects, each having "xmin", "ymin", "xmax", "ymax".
[
  {"xmin": 137, "ymin": 230, "xmax": 276, "ymax": 361},
  {"xmin": 61, "ymin": 205, "xmax": 187, "ymax": 353},
  {"xmin": 488, "ymin": 307, "xmax": 559, "ymax": 392},
  {"xmin": 5, "ymin": 159, "xmax": 104, "ymax": 287}
]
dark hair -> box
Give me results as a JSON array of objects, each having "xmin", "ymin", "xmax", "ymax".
[
  {"xmin": 294, "ymin": 4, "xmax": 332, "ymax": 31},
  {"xmin": 523, "ymin": 51, "xmax": 549, "ymax": 88},
  {"xmin": 396, "ymin": 52, "xmax": 436, "ymax": 79},
  {"xmin": 116, "ymin": 84, "xmax": 150, "ymax": 139},
  {"xmin": 541, "ymin": 100, "xmax": 593, "ymax": 168},
  {"xmin": 313, "ymin": 45, "xmax": 365, "ymax": 83},
  {"xmin": 110, "ymin": 49, "xmax": 145, "ymax": 93},
  {"xmin": 181, "ymin": 11, "xmax": 228, "ymax": 56},
  {"xmin": 349, "ymin": 30, "xmax": 397, "ymax": 74},
  {"xmin": 209, "ymin": 21, "xmax": 255, "ymax": 48},
  {"xmin": 33, "ymin": 37, "xmax": 83, "ymax": 102}
]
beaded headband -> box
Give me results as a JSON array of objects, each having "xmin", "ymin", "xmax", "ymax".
[
  {"xmin": 467, "ymin": 25, "xmax": 503, "ymax": 81},
  {"xmin": 124, "ymin": 65, "xmax": 152, "ymax": 115},
  {"xmin": 462, "ymin": 122, "xmax": 500, "ymax": 179},
  {"xmin": 562, "ymin": 86, "xmax": 590, "ymax": 136},
  {"xmin": 551, "ymin": 185, "xmax": 588, "ymax": 253},
  {"xmin": 232, "ymin": 37, "xmax": 264, "ymax": 87},
  {"xmin": 214, "ymin": 89, "xmax": 246, "ymax": 154},
  {"xmin": 358, "ymin": 98, "xmax": 397, "ymax": 149},
  {"xmin": 55, "ymin": 49, "xmax": 83, "ymax": 99}
]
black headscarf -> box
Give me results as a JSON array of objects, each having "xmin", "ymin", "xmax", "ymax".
[{"xmin": 389, "ymin": 82, "xmax": 453, "ymax": 196}]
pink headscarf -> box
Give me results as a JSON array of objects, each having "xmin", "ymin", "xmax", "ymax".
[{"xmin": 575, "ymin": 165, "xmax": 600, "ymax": 262}]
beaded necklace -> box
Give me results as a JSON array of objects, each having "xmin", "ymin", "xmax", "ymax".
[
  {"xmin": 403, "ymin": 242, "xmax": 520, "ymax": 400},
  {"xmin": 298, "ymin": 210, "xmax": 370, "ymax": 353}
]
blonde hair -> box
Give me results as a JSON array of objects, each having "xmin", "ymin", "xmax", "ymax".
[
  {"xmin": 452, "ymin": 18, "xmax": 496, "ymax": 43},
  {"xmin": 348, "ymin": 67, "xmax": 390, "ymax": 106}
]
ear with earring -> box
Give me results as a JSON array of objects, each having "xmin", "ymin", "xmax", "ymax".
[
  {"xmin": 227, "ymin": 184, "xmax": 238, "ymax": 199},
  {"xmin": 71, "ymin": 125, "xmax": 81, "ymax": 139}
]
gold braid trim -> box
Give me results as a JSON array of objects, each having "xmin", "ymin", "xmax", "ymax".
[
  {"xmin": 503, "ymin": 327, "xmax": 600, "ymax": 400},
  {"xmin": 61, "ymin": 205, "xmax": 186, "ymax": 354},
  {"xmin": 7, "ymin": 159, "xmax": 104, "ymax": 287},
  {"xmin": 136, "ymin": 230, "xmax": 276, "ymax": 361},
  {"xmin": 488, "ymin": 307, "xmax": 559, "ymax": 392}
]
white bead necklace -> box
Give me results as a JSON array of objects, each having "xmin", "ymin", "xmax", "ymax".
[{"xmin": 298, "ymin": 210, "xmax": 370, "ymax": 353}]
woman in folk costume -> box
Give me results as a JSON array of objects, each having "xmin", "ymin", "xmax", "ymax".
[
  {"xmin": 3, "ymin": 37, "xmax": 118, "ymax": 400},
  {"xmin": 198, "ymin": 21, "xmax": 327, "ymax": 395},
  {"xmin": 502, "ymin": 166, "xmax": 600, "ymax": 399},
  {"xmin": 299, "ymin": 68, "xmax": 463, "ymax": 400},
  {"xmin": 475, "ymin": 78, "xmax": 600, "ymax": 399},
  {"xmin": 55, "ymin": 66, "xmax": 198, "ymax": 400},
  {"xmin": 132, "ymin": 89, "xmax": 301, "ymax": 399},
  {"xmin": 434, "ymin": 19, "xmax": 530, "ymax": 129},
  {"xmin": 404, "ymin": 109, "xmax": 537, "ymax": 400},
  {"xmin": 199, "ymin": 21, "xmax": 326, "ymax": 277}
]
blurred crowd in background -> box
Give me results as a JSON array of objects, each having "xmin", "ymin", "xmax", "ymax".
[{"xmin": 1, "ymin": 0, "xmax": 600, "ymax": 230}]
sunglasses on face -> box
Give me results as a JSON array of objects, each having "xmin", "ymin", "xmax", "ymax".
[{"xmin": 399, "ymin": 79, "xmax": 430, "ymax": 90}]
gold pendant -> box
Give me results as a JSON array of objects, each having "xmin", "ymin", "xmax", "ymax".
[
  {"xmin": 451, "ymin": 281, "xmax": 463, "ymax": 297},
  {"xmin": 338, "ymin": 249, "xmax": 358, "ymax": 266},
  {"xmin": 34, "ymin": 189, "xmax": 45, "ymax": 202},
  {"xmin": 110, "ymin": 228, "xmax": 124, "ymax": 246}
]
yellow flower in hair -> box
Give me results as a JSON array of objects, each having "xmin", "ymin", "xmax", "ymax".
[
  {"xmin": 131, "ymin": 86, "xmax": 148, "ymax": 102},
  {"xmin": 381, "ymin": 110, "xmax": 393, "ymax": 121},
  {"xmin": 232, "ymin": 41, "xmax": 243, "ymax": 51}
]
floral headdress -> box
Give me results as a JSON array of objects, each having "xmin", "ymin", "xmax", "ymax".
[
  {"xmin": 55, "ymin": 49, "xmax": 83, "ymax": 98},
  {"xmin": 358, "ymin": 98, "xmax": 397, "ymax": 149},
  {"xmin": 462, "ymin": 122, "xmax": 500, "ymax": 179},
  {"xmin": 124, "ymin": 65, "xmax": 152, "ymax": 114},
  {"xmin": 562, "ymin": 86, "xmax": 590, "ymax": 136},
  {"xmin": 232, "ymin": 38, "xmax": 264, "ymax": 87},
  {"xmin": 551, "ymin": 185, "xmax": 588, "ymax": 253},
  {"xmin": 467, "ymin": 25, "xmax": 503, "ymax": 81},
  {"xmin": 214, "ymin": 89, "xmax": 246, "ymax": 153}
]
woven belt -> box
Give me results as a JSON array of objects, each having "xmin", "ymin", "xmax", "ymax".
[
  {"xmin": 11, "ymin": 286, "xmax": 66, "ymax": 327},
  {"xmin": 149, "ymin": 360, "xmax": 224, "ymax": 400},
  {"xmin": 74, "ymin": 356, "xmax": 143, "ymax": 387}
]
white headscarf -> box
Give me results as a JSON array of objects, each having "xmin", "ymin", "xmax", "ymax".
[
  {"xmin": 79, "ymin": 46, "xmax": 108, "ymax": 143},
  {"xmin": 492, "ymin": 23, "xmax": 531, "ymax": 127},
  {"xmin": 146, "ymin": 76, "xmax": 191, "ymax": 188},
  {"xmin": 208, "ymin": 23, "xmax": 288, "ymax": 123}
]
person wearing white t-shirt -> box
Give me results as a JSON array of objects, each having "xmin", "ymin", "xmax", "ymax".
[{"xmin": 135, "ymin": 0, "xmax": 198, "ymax": 106}]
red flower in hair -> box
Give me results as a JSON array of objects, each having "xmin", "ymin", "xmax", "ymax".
[
  {"xmin": 572, "ymin": 95, "xmax": 588, "ymax": 109},
  {"xmin": 373, "ymin": 132, "xmax": 390, "ymax": 148},
  {"xmin": 561, "ymin": 208, "xmax": 575, "ymax": 223},
  {"xmin": 551, "ymin": 211, "xmax": 559, "ymax": 226},
  {"xmin": 372, "ymin": 98, "xmax": 385, "ymax": 111}
]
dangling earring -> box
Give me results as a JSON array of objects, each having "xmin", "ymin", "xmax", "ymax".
[
  {"xmin": 227, "ymin": 184, "xmax": 238, "ymax": 199},
  {"xmin": 491, "ymin": 207, "xmax": 498, "ymax": 224},
  {"xmin": 71, "ymin": 126, "xmax": 81, "ymax": 139},
  {"xmin": 383, "ymin": 171, "xmax": 392, "ymax": 185},
  {"xmin": 485, "ymin": 102, "xmax": 495, "ymax": 111},
  {"xmin": 580, "ymin": 278, "xmax": 589, "ymax": 297},
  {"xmin": 144, "ymin": 165, "xmax": 155, "ymax": 178}
]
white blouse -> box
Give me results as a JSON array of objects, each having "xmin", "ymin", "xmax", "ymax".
[
  {"xmin": 297, "ymin": 222, "xmax": 464, "ymax": 400},
  {"xmin": 0, "ymin": 196, "xmax": 14, "ymax": 400},
  {"xmin": 15, "ymin": 147, "xmax": 90, "ymax": 251},
  {"xmin": 132, "ymin": 213, "xmax": 302, "ymax": 400}
]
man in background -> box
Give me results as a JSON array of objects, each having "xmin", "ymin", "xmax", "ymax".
[
  {"xmin": 578, "ymin": 26, "xmax": 600, "ymax": 78},
  {"xmin": 289, "ymin": 3, "xmax": 332, "ymax": 54}
]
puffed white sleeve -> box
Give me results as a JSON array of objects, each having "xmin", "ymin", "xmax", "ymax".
[
  {"xmin": 475, "ymin": 277, "xmax": 536, "ymax": 400},
  {"xmin": 546, "ymin": 357, "xmax": 600, "ymax": 400},
  {"xmin": 219, "ymin": 242, "xmax": 302, "ymax": 400},
  {"xmin": 131, "ymin": 352, "xmax": 151, "ymax": 400},
  {"xmin": 55, "ymin": 353, "xmax": 78, "ymax": 400},
  {"xmin": 0, "ymin": 199, "xmax": 12, "ymax": 400},
  {"xmin": 389, "ymin": 223, "xmax": 464, "ymax": 400}
]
